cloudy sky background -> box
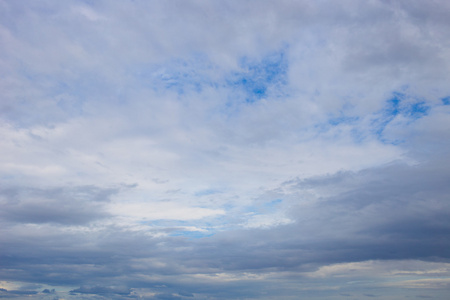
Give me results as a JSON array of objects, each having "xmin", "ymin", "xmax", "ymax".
[{"xmin": 1, "ymin": 0, "xmax": 450, "ymax": 299}]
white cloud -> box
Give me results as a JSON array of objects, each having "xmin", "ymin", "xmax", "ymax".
[
  {"xmin": 109, "ymin": 201, "xmax": 225, "ymax": 221},
  {"xmin": 307, "ymin": 260, "xmax": 450, "ymax": 279}
]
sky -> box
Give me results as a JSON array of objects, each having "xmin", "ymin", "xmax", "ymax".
[{"xmin": 1, "ymin": 0, "xmax": 450, "ymax": 299}]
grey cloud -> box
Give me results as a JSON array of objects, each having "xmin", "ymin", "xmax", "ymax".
[
  {"xmin": 0, "ymin": 185, "xmax": 118, "ymax": 225},
  {"xmin": 281, "ymin": 161, "xmax": 450, "ymax": 262},
  {"xmin": 9, "ymin": 153, "xmax": 446, "ymax": 278},
  {"xmin": 1, "ymin": 137, "xmax": 448, "ymax": 297},
  {"xmin": 0, "ymin": 288, "xmax": 38, "ymax": 298},
  {"xmin": 175, "ymin": 158, "xmax": 450, "ymax": 273}
]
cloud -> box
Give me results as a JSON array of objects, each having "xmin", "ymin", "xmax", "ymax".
[
  {"xmin": 1, "ymin": 0, "xmax": 450, "ymax": 299},
  {"xmin": 0, "ymin": 185, "xmax": 118, "ymax": 225},
  {"xmin": 280, "ymin": 160, "xmax": 450, "ymax": 262},
  {"xmin": 0, "ymin": 288, "xmax": 38, "ymax": 298},
  {"xmin": 385, "ymin": 278, "xmax": 450, "ymax": 289},
  {"xmin": 70, "ymin": 285, "xmax": 131, "ymax": 296},
  {"xmin": 109, "ymin": 202, "xmax": 225, "ymax": 221}
]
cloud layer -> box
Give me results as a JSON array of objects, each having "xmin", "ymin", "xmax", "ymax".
[{"xmin": 1, "ymin": 0, "xmax": 450, "ymax": 299}]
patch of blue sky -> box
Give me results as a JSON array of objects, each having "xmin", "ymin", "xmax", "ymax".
[
  {"xmin": 243, "ymin": 199, "xmax": 283, "ymax": 216},
  {"xmin": 131, "ymin": 49, "xmax": 289, "ymax": 105},
  {"xmin": 139, "ymin": 216, "xmax": 229, "ymax": 237},
  {"xmin": 328, "ymin": 115, "xmax": 360, "ymax": 126},
  {"xmin": 226, "ymin": 49, "xmax": 288, "ymax": 103},
  {"xmin": 258, "ymin": 199, "xmax": 284, "ymax": 213},
  {"xmin": 404, "ymin": 101, "xmax": 429, "ymax": 119},
  {"xmin": 371, "ymin": 92, "xmax": 430, "ymax": 143},
  {"xmin": 442, "ymin": 96, "xmax": 450, "ymax": 105},
  {"xmin": 139, "ymin": 219, "xmax": 183, "ymax": 226},
  {"xmin": 371, "ymin": 93, "xmax": 404, "ymax": 141},
  {"xmin": 264, "ymin": 198, "xmax": 283, "ymax": 209},
  {"xmin": 313, "ymin": 113, "xmax": 364, "ymax": 143},
  {"xmin": 385, "ymin": 93, "xmax": 402, "ymax": 116}
]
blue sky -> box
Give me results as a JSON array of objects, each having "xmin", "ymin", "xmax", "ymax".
[{"xmin": 1, "ymin": 1, "xmax": 450, "ymax": 299}]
